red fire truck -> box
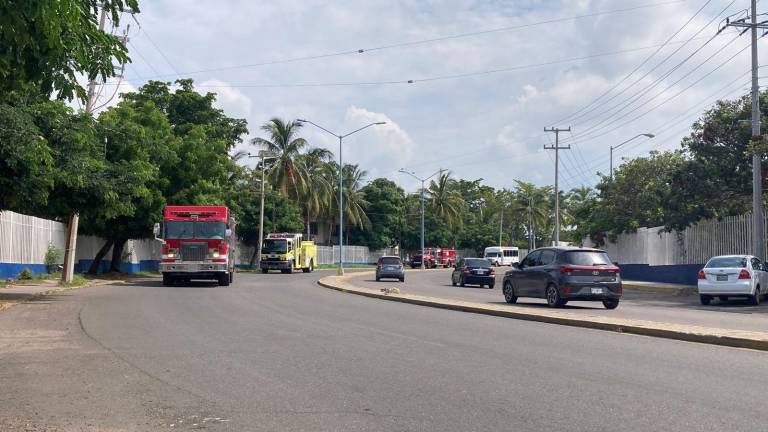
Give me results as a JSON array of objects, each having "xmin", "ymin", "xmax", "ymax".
[
  {"xmin": 154, "ymin": 206, "xmax": 236, "ymax": 286},
  {"xmin": 410, "ymin": 247, "xmax": 456, "ymax": 269}
]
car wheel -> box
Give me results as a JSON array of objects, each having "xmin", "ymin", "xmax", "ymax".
[
  {"xmin": 229, "ymin": 272, "xmax": 234, "ymax": 283},
  {"xmin": 376, "ymin": 276, "xmax": 380, "ymax": 282},
  {"xmin": 488, "ymin": 283, "xmax": 495, "ymax": 289},
  {"xmin": 400, "ymin": 276, "xmax": 405, "ymax": 283},
  {"xmin": 503, "ymin": 281, "xmax": 517, "ymax": 304},
  {"xmin": 602, "ymin": 299, "xmax": 619, "ymax": 309},
  {"xmin": 700, "ymin": 295, "xmax": 712, "ymax": 305},
  {"xmin": 546, "ymin": 284, "xmax": 564, "ymax": 308},
  {"xmin": 261, "ymin": 269, "xmax": 268, "ymax": 274},
  {"xmin": 749, "ymin": 288, "xmax": 761, "ymax": 305}
]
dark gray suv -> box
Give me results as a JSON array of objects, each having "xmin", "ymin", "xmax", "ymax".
[
  {"xmin": 501, "ymin": 247, "xmax": 622, "ymax": 309},
  {"xmin": 376, "ymin": 256, "xmax": 405, "ymax": 282}
]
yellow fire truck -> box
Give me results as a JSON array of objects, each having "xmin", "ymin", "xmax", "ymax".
[{"xmin": 259, "ymin": 233, "xmax": 317, "ymax": 274}]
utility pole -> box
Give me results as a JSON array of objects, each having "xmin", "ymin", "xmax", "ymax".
[
  {"xmin": 399, "ymin": 168, "xmax": 444, "ymax": 269},
  {"xmin": 61, "ymin": 6, "xmax": 108, "ymax": 284},
  {"xmin": 724, "ymin": 1, "xmax": 768, "ymax": 259},
  {"xmin": 248, "ymin": 151, "xmax": 277, "ymax": 268},
  {"xmin": 498, "ymin": 208, "xmax": 503, "ymax": 247},
  {"xmin": 544, "ymin": 126, "xmax": 571, "ymax": 246}
]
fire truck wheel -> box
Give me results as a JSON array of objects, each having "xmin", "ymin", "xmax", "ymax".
[
  {"xmin": 162, "ymin": 274, "xmax": 173, "ymax": 286},
  {"xmin": 229, "ymin": 272, "xmax": 234, "ymax": 283},
  {"xmin": 218, "ymin": 273, "xmax": 230, "ymax": 286}
]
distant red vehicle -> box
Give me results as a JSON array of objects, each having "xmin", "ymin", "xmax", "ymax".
[{"xmin": 410, "ymin": 247, "xmax": 456, "ymax": 269}]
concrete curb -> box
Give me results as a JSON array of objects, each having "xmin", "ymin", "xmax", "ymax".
[
  {"xmin": 623, "ymin": 283, "xmax": 697, "ymax": 295},
  {"xmin": 318, "ymin": 272, "xmax": 768, "ymax": 351}
]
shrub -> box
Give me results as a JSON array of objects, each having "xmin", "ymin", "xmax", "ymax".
[
  {"xmin": 18, "ymin": 268, "xmax": 33, "ymax": 280},
  {"xmin": 44, "ymin": 243, "xmax": 62, "ymax": 267}
]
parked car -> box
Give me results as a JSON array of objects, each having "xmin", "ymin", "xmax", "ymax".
[
  {"xmin": 452, "ymin": 258, "xmax": 495, "ymax": 288},
  {"xmin": 376, "ymin": 256, "xmax": 405, "ymax": 282},
  {"xmin": 501, "ymin": 247, "xmax": 622, "ymax": 309},
  {"xmin": 697, "ymin": 255, "xmax": 767, "ymax": 305}
]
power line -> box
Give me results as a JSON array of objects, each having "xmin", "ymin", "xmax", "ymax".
[
  {"xmin": 554, "ymin": 0, "xmax": 720, "ymax": 125},
  {"xmin": 108, "ymin": 35, "xmax": 715, "ymax": 90},
  {"xmin": 128, "ymin": 0, "xmax": 685, "ymax": 80},
  {"xmin": 567, "ymin": 0, "xmax": 737, "ymax": 133}
]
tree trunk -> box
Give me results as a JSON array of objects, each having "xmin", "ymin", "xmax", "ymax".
[
  {"xmin": 88, "ymin": 239, "xmax": 114, "ymax": 274},
  {"xmin": 109, "ymin": 239, "xmax": 127, "ymax": 273},
  {"xmin": 249, "ymin": 246, "xmax": 258, "ymax": 268}
]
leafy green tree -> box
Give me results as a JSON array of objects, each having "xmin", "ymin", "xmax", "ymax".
[
  {"xmin": 0, "ymin": 103, "xmax": 53, "ymax": 211},
  {"xmin": 348, "ymin": 178, "xmax": 405, "ymax": 250},
  {"xmin": 0, "ymin": 0, "xmax": 139, "ymax": 102},
  {"xmin": 295, "ymin": 147, "xmax": 333, "ymax": 236}
]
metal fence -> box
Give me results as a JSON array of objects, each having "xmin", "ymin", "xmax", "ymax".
[
  {"xmin": 0, "ymin": 211, "xmax": 68, "ymax": 265},
  {"xmin": 585, "ymin": 213, "xmax": 767, "ymax": 265}
]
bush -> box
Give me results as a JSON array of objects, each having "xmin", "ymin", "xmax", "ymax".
[
  {"xmin": 18, "ymin": 268, "xmax": 33, "ymax": 280},
  {"xmin": 44, "ymin": 242, "xmax": 62, "ymax": 267}
]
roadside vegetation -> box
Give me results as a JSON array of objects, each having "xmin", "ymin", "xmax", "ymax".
[{"xmin": 1, "ymin": 0, "xmax": 765, "ymax": 268}]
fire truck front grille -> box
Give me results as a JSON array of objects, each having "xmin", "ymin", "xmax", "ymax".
[{"xmin": 180, "ymin": 243, "xmax": 207, "ymax": 261}]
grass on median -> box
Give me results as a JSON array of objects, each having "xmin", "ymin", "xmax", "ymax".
[{"xmin": 58, "ymin": 274, "xmax": 87, "ymax": 288}]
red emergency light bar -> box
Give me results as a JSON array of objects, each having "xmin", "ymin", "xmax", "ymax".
[
  {"xmin": 266, "ymin": 233, "xmax": 302, "ymax": 239},
  {"xmin": 164, "ymin": 206, "xmax": 229, "ymax": 221}
]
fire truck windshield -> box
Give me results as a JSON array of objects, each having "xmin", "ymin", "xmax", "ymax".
[
  {"xmin": 262, "ymin": 239, "xmax": 288, "ymax": 254},
  {"xmin": 165, "ymin": 221, "xmax": 226, "ymax": 239}
]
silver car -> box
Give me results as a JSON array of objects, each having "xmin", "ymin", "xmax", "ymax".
[
  {"xmin": 697, "ymin": 255, "xmax": 767, "ymax": 305},
  {"xmin": 376, "ymin": 256, "xmax": 405, "ymax": 282}
]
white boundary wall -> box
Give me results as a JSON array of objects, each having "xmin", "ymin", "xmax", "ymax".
[
  {"xmin": 0, "ymin": 211, "xmax": 68, "ymax": 265},
  {"xmin": 584, "ymin": 213, "xmax": 766, "ymax": 265}
]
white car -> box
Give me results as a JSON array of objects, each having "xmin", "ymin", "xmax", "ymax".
[{"xmin": 697, "ymin": 255, "xmax": 767, "ymax": 305}]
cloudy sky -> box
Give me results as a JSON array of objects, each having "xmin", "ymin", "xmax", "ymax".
[{"xmin": 93, "ymin": 0, "xmax": 761, "ymax": 193}]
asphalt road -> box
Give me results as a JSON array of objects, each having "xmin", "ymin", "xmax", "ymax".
[
  {"xmin": 1, "ymin": 271, "xmax": 768, "ymax": 431},
  {"xmin": 354, "ymin": 268, "xmax": 768, "ymax": 332}
]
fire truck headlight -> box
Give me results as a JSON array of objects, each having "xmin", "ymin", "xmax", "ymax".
[
  {"xmin": 213, "ymin": 251, "xmax": 220, "ymax": 258},
  {"xmin": 167, "ymin": 252, "xmax": 175, "ymax": 258}
]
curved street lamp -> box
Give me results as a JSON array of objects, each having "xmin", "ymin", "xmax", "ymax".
[
  {"xmin": 297, "ymin": 119, "xmax": 386, "ymax": 275},
  {"xmin": 610, "ymin": 133, "xmax": 654, "ymax": 179}
]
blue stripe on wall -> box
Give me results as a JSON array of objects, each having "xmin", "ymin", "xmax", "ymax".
[
  {"xmin": 619, "ymin": 263, "xmax": 703, "ymax": 286},
  {"xmin": 0, "ymin": 263, "xmax": 49, "ymax": 279}
]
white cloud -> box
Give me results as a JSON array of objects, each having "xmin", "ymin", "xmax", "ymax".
[{"xmin": 198, "ymin": 78, "xmax": 252, "ymax": 120}]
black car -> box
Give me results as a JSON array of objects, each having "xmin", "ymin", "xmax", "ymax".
[
  {"xmin": 501, "ymin": 247, "xmax": 622, "ymax": 309},
  {"xmin": 452, "ymin": 258, "xmax": 495, "ymax": 288}
]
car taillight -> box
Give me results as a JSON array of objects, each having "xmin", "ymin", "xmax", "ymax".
[
  {"xmin": 739, "ymin": 268, "xmax": 751, "ymax": 279},
  {"xmin": 560, "ymin": 265, "xmax": 574, "ymax": 275},
  {"xmin": 462, "ymin": 267, "xmax": 470, "ymax": 274},
  {"xmin": 697, "ymin": 270, "xmax": 706, "ymax": 280}
]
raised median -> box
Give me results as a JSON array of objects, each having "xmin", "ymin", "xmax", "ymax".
[{"xmin": 318, "ymin": 270, "xmax": 768, "ymax": 351}]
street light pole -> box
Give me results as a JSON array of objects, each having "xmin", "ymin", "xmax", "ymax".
[
  {"xmin": 609, "ymin": 133, "xmax": 655, "ymax": 180},
  {"xmin": 399, "ymin": 168, "xmax": 444, "ymax": 269},
  {"xmin": 297, "ymin": 119, "xmax": 386, "ymax": 275},
  {"xmin": 248, "ymin": 151, "xmax": 278, "ymax": 269}
]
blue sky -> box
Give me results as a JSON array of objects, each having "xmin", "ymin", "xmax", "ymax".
[{"xmin": 93, "ymin": 0, "xmax": 759, "ymax": 193}]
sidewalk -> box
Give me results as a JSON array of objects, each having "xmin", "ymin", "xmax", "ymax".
[
  {"xmin": 0, "ymin": 278, "xmax": 117, "ymax": 311},
  {"xmin": 622, "ymin": 280, "xmax": 697, "ymax": 295}
]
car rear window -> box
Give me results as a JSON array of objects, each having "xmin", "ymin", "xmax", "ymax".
[
  {"xmin": 379, "ymin": 257, "xmax": 401, "ymax": 265},
  {"xmin": 464, "ymin": 258, "xmax": 491, "ymax": 268},
  {"xmin": 706, "ymin": 257, "xmax": 747, "ymax": 268},
  {"xmin": 561, "ymin": 251, "xmax": 612, "ymax": 266}
]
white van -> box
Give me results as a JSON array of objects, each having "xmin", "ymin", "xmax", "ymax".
[{"xmin": 483, "ymin": 246, "xmax": 520, "ymax": 266}]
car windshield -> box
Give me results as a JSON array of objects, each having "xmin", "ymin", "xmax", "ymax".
[
  {"xmin": 561, "ymin": 251, "xmax": 612, "ymax": 266},
  {"xmin": 706, "ymin": 257, "xmax": 747, "ymax": 268},
  {"xmin": 379, "ymin": 257, "xmax": 401, "ymax": 265},
  {"xmin": 464, "ymin": 258, "xmax": 491, "ymax": 268},
  {"xmin": 262, "ymin": 239, "xmax": 288, "ymax": 253}
]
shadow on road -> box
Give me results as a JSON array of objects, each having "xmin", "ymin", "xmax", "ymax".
[{"xmin": 120, "ymin": 279, "xmax": 221, "ymax": 289}]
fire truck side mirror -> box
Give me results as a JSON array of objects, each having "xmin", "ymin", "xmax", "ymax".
[
  {"xmin": 225, "ymin": 228, "xmax": 233, "ymax": 238},
  {"xmin": 153, "ymin": 223, "xmax": 165, "ymax": 244}
]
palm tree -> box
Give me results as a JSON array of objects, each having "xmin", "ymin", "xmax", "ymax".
[
  {"xmin": 295, "ymin": 147, "xmax": 334, "ymax": 237},
  {"xmin": 509, "ymin": 180, "xmax": 552, "ymax": 249},
  {"xmin": 320, "ymin": 162, "xmax": 371, "ymax": 245},
  {"xmin": 426, "ymin": 172, "xmax": 464, "ymax": 228},
  {"xmin": 251, "ymin": 118, "xmax": 308, "ymax": 197}
]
